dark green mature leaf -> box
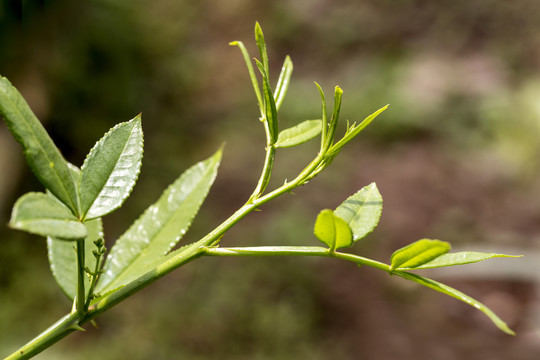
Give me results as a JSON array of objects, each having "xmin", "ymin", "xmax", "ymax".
[
  {"xmin": 0, "ymin": 77, "xmax": 79, "ymax": 214},
  {"xmin": 276, "ymin": 120, "xmax": 322, "ymax": 148},
  {"xmin": 79, "ymin": 115, "xmax": 143, "ymax": 220},
  {"xmin": 255, "ymin": 60, "xmax": 278, "ymax": 143},
  {"xmin": 9, "ymin": 192, "xmax": 86, "ymax": 240},
  {"xmin": 314, "ymin": 209, "xmax": 353, "ymax": 250},
  {"xmin": 334, "ymin": 183, "xmax": 382, "ymax": 241},
  {"xmin": 97, "ymin": 149, "xmax": 222, "ymax": 292},
  {"xmin": 400, "ymin": 251, "xmax": 522, "ymax": 270},
  {"xmin": 396, "ymin": 271, "xmax": 515, "ymax": 335},
  {"xmin": 390, "ymin": 239, "xmax": 451, "ymax": 271},
  {"xmin": 274, "ymin": 56, "xmax": 293, "ymax": 111},
  {"xmin": 47, "ymin": 219, "xmax": 103, "ymax": 299}
]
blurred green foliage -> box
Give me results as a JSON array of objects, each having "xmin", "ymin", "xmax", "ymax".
[{"xmin": 2, "ymin": 0, "xmax": 540, "ymax": 358}]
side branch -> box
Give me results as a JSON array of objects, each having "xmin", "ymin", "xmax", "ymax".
[{"xmin": 202, "ymin": 246, "xmax": 391, "ymax": 272}]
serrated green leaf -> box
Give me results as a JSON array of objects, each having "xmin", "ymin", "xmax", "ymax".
[
  {"xmin": 9, "ymin": 192, "xmax": 86, "ymax": 240},
  {"xmin": 390, "ymin": 239, "xmax": 451, "ymax": 271},
  {"xmin": 97, "ymin": 149, "xmax": 222, "ymax": 292},
  {"xmin": 396, "ymin": 271, "xmax": 515, "ymax": 335},
  {"xmin": 275, "ymin": 120, "xmax": 322, "ymax": 148},
  {"xmin": 314, "ymin": 209, "xmax": 353, "ymax": 250},
  {"xmin": 0, "ymin": 77, "xmax": 79, "ymax": 214},
  {"xmin": 400, "ymin": 251, "xmax": 522, "ymax": 270},
  {"xmin": 274, "ymin": 56, "xmax": 293, "ymax": 111},
  {"xmin": 47, "ymin": 218, "xmax": 103, "ymax": 300},
  {"xmin": 79, "ymin": 115, "xmax": 143, "ymax": 220},
  {"xmin": 255, "ymin": 60, "xmax": 278, "ymax": 143},
  {"xmin": 334, "ymin": 182, "xmax": 382, "ymax": 241}
]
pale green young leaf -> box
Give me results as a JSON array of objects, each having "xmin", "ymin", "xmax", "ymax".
[
  {"xmin": 47, "ymin": 219, "xmax": 103, "ymax": 300},
  {"xmin": 97, "ymin": 149, "xmax": 222, "ymax": 292},
  {"xmin": 274, "ymin": 56, "xmax": 293, "ymax": 110},
  {"xmin": 79, "ymin": 115, "xmax": 143, "ymax": 220},
  {"xmin": 229, "ymin": 41, "xmax": 264, "ymax": 112},
  {"xmin": 327, "ymin": 105, "xmax": 388, "ymax": 156},
  {"xmin": 9, "ymin": 192, "xmax": 86, "ymax": 240},
  {"xmin": 395, "ymin": 271, "xmax": 515, "ymax": 335},
  {"xmin": 334, "ymin": 182, "xmax": 383, "ymax": 242},
  {"xmin": 314, "ymin": 82, "xmax": 328, "ymax": 147},
  {"xmin": 0, "ymin": 77, "xmax": 79, "ymax": 214},
  {"xmin": 400, "ymin": 251, "xmax": 522, "ymax": 270},
  {"xmin": 314, "ymin": 209, "xmax": 353, "ymax": 250},
  {"xmin": 275, "ymin": 120, "xmax": 322, "ymax": 148},
  {"xmin": 254, "ymin": 22, "xmax": 269, "ymax": 74},
  {"xmin": 390, "ymin": 239, "xmax": 451, "ymax": 271},
  {"xmin": 322, "ymin": 86, "xmax": 343, "ymax": 151},
  {"xmin": 255, "ymin": 60, "xmax": 278, "ymax": 143}
]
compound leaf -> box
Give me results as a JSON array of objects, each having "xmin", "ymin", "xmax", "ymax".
[
  {"xmin": 275, "ymin": 120, "xmax": 321, "ymax": 148},
  {"xmin": 390, "ymin": 239, "xmax": 451, "ymax": 271},
  {"xmin": 97, "ymin": 149, "xmax": 222, "ymax": 292},
  {"xmin": 47, "ymin": 218, "xmax": 103, "ymax": 299},
  {"xmin": 9, "ymin": 192, "xmax": 86, "ymax": 240},
  {"xmin": 314, "ymin": 209, "xmax": 353, "ymax": 250},
  {"xmin": 79, "ymin": 115, "xmax": 143, "ymax": 220},
  {"xmin": 334, "ymin": 183, "xmax": 382, "ymax": 241},
  {"xmin": 0, "ymin": 77, "xmax": 79, "ymax": 214}
]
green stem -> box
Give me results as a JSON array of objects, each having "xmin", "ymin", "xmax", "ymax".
[
  {"xmin": 76, "ymin": 239, "xmax": 85, "ymax": 315},
  {"xmin": 5, "ymin": 243, "xmax": 206, "ymax": 360},
  {"xmin": 202, "ymin": 246, "xmax": 391, "ymax": 272},
  {"xmin": 84, "ymin": 251, "xmax": 103, "ymax": 311},
  {"xmin": 248, "ymin": 144, "xmax": 275, "ymax": 201},
  {"xmin": 4, "ymin": 313, "xmax": 81, "ymax": 360}
]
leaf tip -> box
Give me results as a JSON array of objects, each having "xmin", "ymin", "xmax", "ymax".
[
  {"xmin": 366, "ymin": 181, "xmax": 378, "ymax": 190},
  {"xmin": 215, "ymin": 144, "xmax": 225, "ymax": 160},
  {"xmin": 314, "ymin": 82, "xmax": 325, "ymax": 100}
]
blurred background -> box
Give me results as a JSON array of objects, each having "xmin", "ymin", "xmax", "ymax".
[{"xmin": 1, "ymin": 0, "xmax": 540, "ymax": 359}]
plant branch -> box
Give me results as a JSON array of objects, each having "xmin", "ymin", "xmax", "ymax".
[
  {"xmin": 248, "ymin": 143, "xmax": 276, "ymax": 201},
  {"xmin": 75, "ymin": 239, "xmax": 86, "ymax": 315},
  {"xmin": 4, "ymin": 313, "xmax": 81, "ymax": 360},
  {"xmin": 202, "ymin": 246, "xmax": 391, "ymax": 272},
  {"xmin": 84, "ymin": 239, "xmax": 106, "ymax": 310}
]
